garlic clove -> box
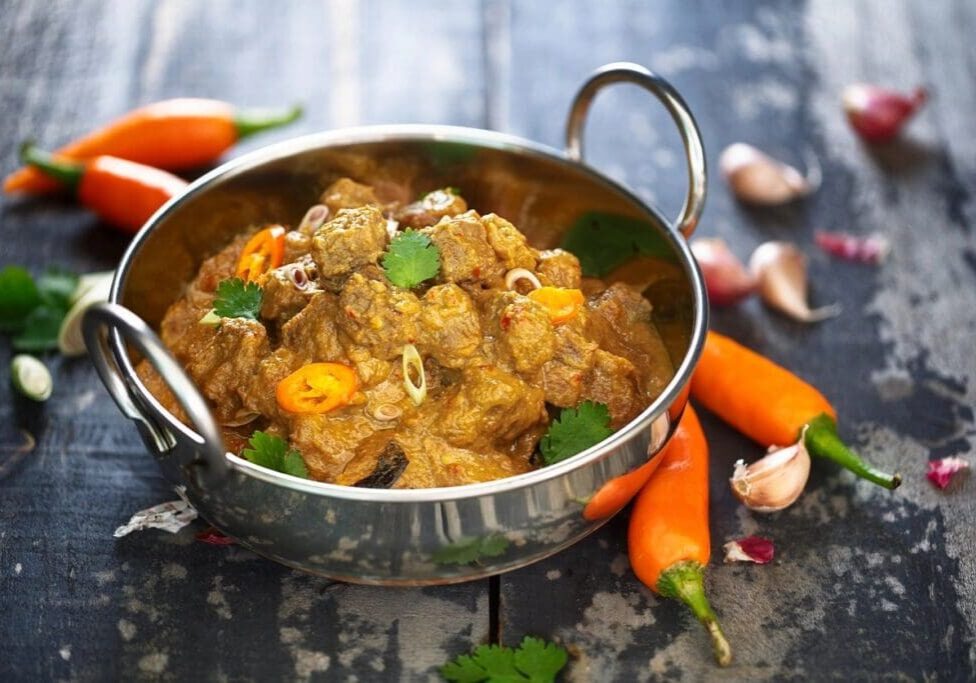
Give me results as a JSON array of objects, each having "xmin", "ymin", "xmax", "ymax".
[
  {"xmin": 749, "ymin": 241, "xmax": 840, "ymax": 323},
  {"xmin": 842, "ymin": 83, "xmax": 927, "ymax": 143},
  {"xmin": 719, "ymin": 143, "xmax": 818, "ymax": 206},
  {"xmin": 730, "ymin": 432, "xmax": 811, "ymax": 512},
  {"xmin": 690, "ymin": 237, "xmax": 758, "ymax": 306}
]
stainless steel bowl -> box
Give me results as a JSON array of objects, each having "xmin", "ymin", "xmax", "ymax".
[{"xmin": 83, "ymin": 63, "xmax": 708, "ymax": 585}]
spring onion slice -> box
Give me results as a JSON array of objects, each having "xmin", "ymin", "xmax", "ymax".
[
  {"xmin": 11, "ymin": 354, "xmax": 52, "ymax": 401},
  {"xmin": 57, "ymin": 273, "xmax": 114, "ymax": 356},
  {"xmin": 504, "ymin": 268, "xmax": 542, "ymax": 292},
  {"xmin": 198, "ymin": 310, "xmax": 222, "ymax": 326},
  {"xmin": 401, "ymin": 343, "xmax": 427, "ymax": 406}
]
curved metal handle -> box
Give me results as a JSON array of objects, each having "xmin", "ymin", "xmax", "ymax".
[
  {"xmin": 565, "ymin": 62, "xmax": 707, "ymax": 238},
  {"xmin": 82, "ymin": 302, "xmax": 229, "ymax": 489}
]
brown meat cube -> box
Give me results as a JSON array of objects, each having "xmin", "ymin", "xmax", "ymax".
[
  {"xmin": 289, "ymin": 413, "xmax": 378, "ymax": 481},
  {"xmin": 283, "ymin": 230, "xmax": 313, "ymax": 263},
  {"xmin": 280, "ymin": 292, "xmax": 345, "ymax": 362},
  {"xmin": 582, "ymin": 350, "xmax": 644, "ymax": 428},
  {"xmin": 319, "ymin": 177, "xmax": 381, "ymax": 214},
  {"xmin": 537, "ymin": 249, "xmax": 582, "ymax": 289},
  {"xmin": 435, "ymin": 365, "xmax": 547, "ymax": 449},
  {"xmin": 338, "ymin": 272, "xmax": 421, "ymax": 360},
  {"xmin": 486, "ymin": 291, "xmax": 554, "ymax": 374},
  {"xmin": 422, "ymin": 211, "xmax": 497, "ymax": 283},
  {"xmin": 260, "ymin": 257, "xmax": 319, "ymax": 324},
  {"xmin": 533, "ymin": 325, "xmax": 598, "ymax": 407},
  {"xmin": 244, "ymin": 347, "xmax": 302, "ymax": 417},
  {"xmin": 185, "ymin": 318, "xmax": 271, "ymax": 424},
  {"xmin": 482, "ymin": 214, "xmax": 537, "ymax": 271},
  {"xmin": 311, "ymin": 206, "xmax": 389, "ymax": 278},
  {"xmin": 586, "ymin": 283, "xmax": 674, "ymax": 398},
  {"xmin": 396, "ymin": 189, "xmax": 468, "ymax": 229},
  {"xmin": 418, "ymin": 284, "xmax": 483, "ymax": 368}
]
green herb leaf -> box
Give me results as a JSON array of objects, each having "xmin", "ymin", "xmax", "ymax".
[
  {"xmin": 382, "ymin": 229, "xmax": 441, "ymax": 288},
  {"xmin": 13, "ymin": 305, "xmax": 66, "ymax": 351},
  {"xmin": 37, "ymin": 267, "xmax": 79, "ymax": 310},
  {"xmin": 243, "ymin": 430, "xmax": 308, "ymax": 478},
  {"xmin": 540, "ymin": 401, "xmax": 613, "ymax": 466},
  {"xmin": 433, "ymin": 535, "xmax": 510, "ymax": 566},
  {"xmin": 441, "ymin": 637, "xmax": 569, "ymax": 683},
  {"xmin": 560, "ymin": 212, "xmax": 675, "ymax": 278},
  {"xmin": 212, "ymin": 277, "xmax": 263, "ymax": 320},
  {"xmin": 0, "ymin": 266, "xmax": 42, "ymax": 332}
]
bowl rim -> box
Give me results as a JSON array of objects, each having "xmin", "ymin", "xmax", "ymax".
[{"xmin": 111, "ymin": 123, "xmax": 707, "ymax": 503}]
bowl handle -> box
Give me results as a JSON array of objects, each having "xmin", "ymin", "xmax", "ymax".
[
  {"xmin": 82, "ymin": 302, "xmax": 229, "ymax": 489},
  {"xmin": 565, "ymin": 62, "xmax": 707, "ymax": 239}
]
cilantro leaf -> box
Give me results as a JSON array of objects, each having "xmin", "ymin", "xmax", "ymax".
[
  {"xmin": 433, "ymin": 535, "xmax": 510, "ymax": 566},
  {"xmin": 37, "ymin": 267, "xmax": 79, "ymax": 310},
  {"xmin": 540, "ymin": 401, "xmax": 613, "ymax": 466},
  {"xmin": 212, "ymin": 278, "xmax": 263, "ymax": 320},
  {"xmin": 441, "ymin": 637, "xmax": 569, "ymax": 683},
  {"xmin": 13, "ymin": 306, "xmax": 65, "ymax": 351},
  {"xmin": 243, "ymin": 430, "xmax": 308, "ymax": 478},
  {"xmin": 382, "ymin": 229, "xmax": 441, "ymax": 288},
  {"xmin": 0, "ymin": 266, "xmax": 42, "ymax": 332},
  {"xmin": 560, "ymin": 212, "xmax": 676, "ymax": 278}
]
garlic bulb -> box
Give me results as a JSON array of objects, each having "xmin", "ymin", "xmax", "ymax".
[
  {"xmin": 730, "ymin": 434, "xmax": 811, "ymax": 512},
  {"xmin": 749, "ymin": 241, "xmax": 840, "ymax": 323},
  {"xmin": 719, "ymin": 143, "xmax": 819, "ymax": 206}
]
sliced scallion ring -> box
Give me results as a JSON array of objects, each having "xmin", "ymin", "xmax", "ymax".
[
  {"xmin": 69, "ymin": 270, "xmax": 114, "ymax": 306},
  {"xmin": 11, "ymin": 354, "xmax": 52, "ymax": 401},
  {"xmin": 401, "ymin": 344, "xmax": 427, "ymax": 406},
  {"xmin": 198, "ymin": 310, "xmax": 222, "ymax": 326},
  {"xmin": 57, "ymin": 274, "xmax": 113, "ymax": 356},
  {"xmin": 504, "ymin": 268, "xmax": 542, "ymax": 292}
]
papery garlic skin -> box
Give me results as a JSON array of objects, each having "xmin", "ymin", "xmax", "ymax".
[
  {"xmin": 750, "ymin": 241, "xmax": 841, "ymax": 323},
  {"xmin": 842, "ymin": 84, "xmax": 927, "ymax": 143},
  {"xmin": 691, "ymin": 237, "xmax": 758, "ymax": 306},
  {"xmin": 719, "ymin": 143, "xmax": 816, "ymax": 206},
  {"xmin": 730, "ymin": 433, "xmax": 812, "ymax": 512}
]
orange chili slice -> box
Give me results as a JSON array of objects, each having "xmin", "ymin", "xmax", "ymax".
[
  {"xmin": 527, "ymin": 286, "xmax": 585, "ymax": 324},
  {"xmin": 276, "ymin": 362, "xmax": 359, "ymax": 414},
  {"xmin": 236, "ymin": 225, "xmax": 286, "ymax": 281}
]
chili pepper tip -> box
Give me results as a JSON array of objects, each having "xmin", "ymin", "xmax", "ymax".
[
  {"xmin": 19, "ymin": 142, "xmax": 84, "ymax": 189},
  {"xmin": 233, "ymin": 104, "xmax": 304, "ymax": 141},
  {"xmin": 804, "ymin": 413, "xmax": 901, "ymax": 490}
]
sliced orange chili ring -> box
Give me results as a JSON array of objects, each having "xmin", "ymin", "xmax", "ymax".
[
  {"xmin": 527, "ymin": 286, "xmax": 585, "ymax": 325},
  {"xmin": 236, "ymin": 225, "xmax": 286, "ymax": 281},
  {"xmin": 276, "ymin": 362, "xmax": 359, "ymax": 414}
]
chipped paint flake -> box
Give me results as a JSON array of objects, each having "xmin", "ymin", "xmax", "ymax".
[
  {"xmin": 138, "ymin": 652, "xmax": 169, "ymax": 674},
  {"xmin": 59, "ymin": 645, "xmax": 71, "ymax": 661},
  {"xmin": 118, "ymin": 619, "xmax": 137, "ymax": 641}
]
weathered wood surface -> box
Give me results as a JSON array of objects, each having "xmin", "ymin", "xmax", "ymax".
[{"xmin": 1, "ymin": 0, "xmax": 974, "ymax": 680}]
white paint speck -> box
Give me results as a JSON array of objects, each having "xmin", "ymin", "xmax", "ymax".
[
  {"xmin": 609, "ymin": 554, "xmax": 630, "ymax": 577},
  {"xmin": 161, "ymin": 563, "xmax": 187, "ymax": 580},
  {"xmin": 118, "ymin": 619, "xmax": 137, "ymax": 641},
  {"xmin": 294, "ymin": 649, "xmax": 330, "ymax": 678},
  {"xmin": 59, "ymin": 645, "xmax": 71, "ymax": 661},
  {"xmin": 546, "ymin": 569, "xmax": 562, "ymax": 581},
  {"xmin": 14, "ymin": 563, "xmax": 22, "ymax": 575},
  {"xmin": 207, "ymin": 576, "xmax": 233, "ymax": 620},
  {"xmin": 138, "ymin": 652, "xmax": 169, "ymax": 674},
  {"xmin": 280, "ymin": 626, "xmax": 302, "ymax": 645}
]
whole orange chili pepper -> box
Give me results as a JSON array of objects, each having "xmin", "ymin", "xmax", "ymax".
[
  {"xmin": 628, "ymin": 405, "xmax": 731, "ymax": 667},
  {"xmin": 277, "ymin": 363, "xmax": 359, "ymax": 414},
  {"xmin": 20, "ymin": 143, "xmax": 186, "ymax": 234},
  {"xmin": 237, "ymin": 226, "xmax": 286, "ymax": 282},
  {"xmin": 4, "ymin": 98, "xmax": 301, "ymax": 195},
  {"xmin": 692, "ymin": 330, "xmax": 901, "ymax": 489},
  {"xmin": 582, "ymin": 452, "xmax": 663, "ymax": 521}
]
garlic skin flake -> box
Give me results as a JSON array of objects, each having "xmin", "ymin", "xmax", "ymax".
[
  {"xmin": 749, "ymin": 241, "xmax": 841, "ymax": 323},
  {"xmin": 731, "ymin": 432, "xmax": 811, "ymax": 512},
  {"xmin": 690, "ymin": 237, "xmax": 758, "ymax": 307},
  {"xmin": 719, "ymin": 143, "xmax": 819, "ymax": 206},
  {"xmin": 842, "ymin": 84, "xmax": 927, "ymax": 143},
  {"xmin": 724, "ymin": 536, "xmax": 775, "ymax": 564}
]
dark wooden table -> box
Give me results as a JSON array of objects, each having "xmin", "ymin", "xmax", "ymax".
[{"xmin": 2, "ymin": 1, "xmax": 974, "ymax": 680}]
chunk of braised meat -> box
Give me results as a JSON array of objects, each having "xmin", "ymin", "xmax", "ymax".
[
  {"xmin": 283, "ymin": 230, "xmax": 313, "ymax": 262},
  {"xmin": 422, "ymin": 211, "xmax": 498, "ymax": 284},
  {"xmin": 396, "ymin": 189, "xmax": 468, "ymax": 229},
  {"xmin": 260, "ymin": 257, "xmax": 319, "ymax": 324},
  {"xmin": 434, "ymin": 365, "xmax": 547, "ymax": 449},
  {"xmin": 184, "ymin": 318, "xmax": 271, "ymax": 424},
  {"xmin": 280, "ymin": 292, "xmax": 345, "ymax": 362},
  {"xmin": 338, "ymin": 272, "xmax": 421, "ymax": 360},
  {"xmin": 319, "ymin": 177, "xmax": 382, "ymax": 214},
  {"xmin": 482, "ymin": 213, "xmax": 537, "ymax": 271},
  {"xmin": 537, "ymin": 249, "xmax": 582, "ymax": 289},
  {"xmin": 586, "ymin": 282, "xmax": 673, "ymax": 398},
  {"xmin": 289, "ymin": 412, "xmax": 378, "ymax": 481},
  {"xmin": 532, "ymin": 325, "xmax": 598, "ymax": 407},
  {"xmin": 418, "ymin": 284, "xmax": 482, "ymax": 369},
  {"xmin": 486, "ymin": 291, "xmax": 554, "ymax": 374},
  {"xmin": 311, "ymin": 206, "xmax": 389, "ymax": 278},
  {"xmin": 582, "ymin": 349, "xmax": 644, "ymax": 428},
  {"xmin": 244, "ymin": 347, "xmax": 302, "ymax": 417}
]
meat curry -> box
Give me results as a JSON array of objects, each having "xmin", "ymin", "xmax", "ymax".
[{"xmin": 138, "ymin": 178, "xmax": 676, "ymax": 488}]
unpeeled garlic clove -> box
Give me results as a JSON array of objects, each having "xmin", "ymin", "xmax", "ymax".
[
  {"xmin": 719, "ymin": 143, "xmax": 819, "ymax": 206},
  {"xmin": 749, "ymin": 241, "xmax": 840, "ymax": 323},
  {"xmin": 730, "ymin": 433, "xmax": 811, "ymax": 512},
  {"xmin": 690, "ymin": 237, "xmax": 758, "ymax": 306},
  {"xmin": 842, "ymin": 83, "xmax": 927, "ymax": 143}
]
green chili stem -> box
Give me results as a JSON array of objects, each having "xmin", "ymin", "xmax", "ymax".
[
  {"xmin": 233, "ymin": 104, "xmax": 303, "ymax": 140},
  {"xmin": 804, "ymin": 413, "xmax": 901, "ymax": 490},
  {"xmin": 657, "ymin": 561, "xmax": 732, "ymax": 667},
  {"xmin": 19, "ymin": 143, "xmax": 83, "ymax": 189}
]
